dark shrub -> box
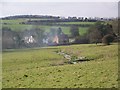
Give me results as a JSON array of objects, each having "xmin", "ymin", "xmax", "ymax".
[
  {"xmin": 74, "ymin": 36, "xmax": 89, "ymax": 44},
  {"xmin": 70, "ymin": 25, "xmax": 80, "ymax": 38},
  {"xmin": 102, "ymin": 34, "xmax": 114, "ymax": 45}
]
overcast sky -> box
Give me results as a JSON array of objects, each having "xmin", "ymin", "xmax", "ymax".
[{"xmin": 0, "ymin": 1, "xmax": 118, "ymax": 18}]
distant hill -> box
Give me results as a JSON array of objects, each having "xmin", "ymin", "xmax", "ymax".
[
  {"xmin": 1, "ymin": 15, "xmax": 115, "ymax": 22},
  {"xmin": 1, "ymin": 15, "xmax": 60, "ymax": 20}
]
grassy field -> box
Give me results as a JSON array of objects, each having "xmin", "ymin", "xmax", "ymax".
[
  {"xmin": 1, "ymin": 18, "xmax": 56, "ymax": 24},
  {"xmin": 2, "ymin": 43, "xmax": 118, "ymax": 88},
  {"xmin": 59, "ymin": 22, "xmax": 95, "ymax": 25},
  {"xmin": 2, "ymin": 24, "xmax": 88, "ymax": 36},
  {"xmin": 2, "ymin": 19, "xmax": 94, "ymax": 36},
  {"xmin": 1, "ymin": 19, "xmax": 95, "ymax": 25}
]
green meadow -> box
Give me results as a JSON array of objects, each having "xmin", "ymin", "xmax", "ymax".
[
  {"xmin": 2, "ymin": 43, "xmax": 118, "ymax": 88},
  {"xmin": 59, "ymin": 22, "xmax": 95, "ymax": 25},
  {"xmin": 2, "ymin": 19, "xmax": 94, "ymax": 36}
]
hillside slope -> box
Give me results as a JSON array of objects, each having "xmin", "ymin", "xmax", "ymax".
[{"xmin": 2, "ymin": 43, "xmax": 118, "ymax": 88}]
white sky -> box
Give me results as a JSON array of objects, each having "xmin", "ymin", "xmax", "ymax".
[
  {"xmin": 0, "ymin": 0, "xmax": 119, "ymax": 2},
  {"xmin": 0, "ymin": 0, "xmax": 119, "ymax": 18}
]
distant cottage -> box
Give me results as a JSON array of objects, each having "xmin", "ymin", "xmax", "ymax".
[
  {"xmin": 20, "ymin": 29, "xmax": 44, "ymax": 47},
  {"xmin": 58, "ymin": 33, "xmax": 69, "ymax": 44},
  {"xmin": 44, "ymin": 32, "xmax": 69, "ymax": 46},
  {"xmin": 2, "ymin": 27, "xmax": 69, "ymax": 49}
]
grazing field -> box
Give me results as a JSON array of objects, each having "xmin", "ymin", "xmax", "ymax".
[
  {"xmin": 2, "ymin": 24, "xmax": 88, "ymax": 36},
  {"xmin": 1, "ymin": 18, "xmax": 56, "ymax": 24},
  {"xmin": 2, "ymin": 19, "xmax": 95, "ymax": 25},
  {"xmin": 2, "ymin": 19, "xmax": 94, "ymax": 36},
  {"xmin": 59, "ymin": 22, "xmax": 95, "ymax": 25},
  {"xmin": 2, "ymin": 43, "xmax": 118, "ymax": 88}
]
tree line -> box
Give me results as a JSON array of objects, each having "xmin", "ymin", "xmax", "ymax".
[
  {"xmin": 2, "ymin": 19, "xmax": 119, "ymax": 49},
  {"xmin": 71, "ymin": 20, "xmax": 119, "ymax": 45}
]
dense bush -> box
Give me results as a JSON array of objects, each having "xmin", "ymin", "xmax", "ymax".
[
  {"xmin": 74, "ymin": 36, "xmax": 89, "ymax": 44},
  {"xmin": 102, "ymin": 34, "xmax": 114, "ymax": 45},
  {"xmin": 86, "ymin": 21, "xmax": 117, "ymax": 44}
]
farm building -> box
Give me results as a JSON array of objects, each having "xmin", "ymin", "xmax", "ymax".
[
  {"xmin": 19, "ymin": 29, "xmax": 44, "ymax": 47},
  {"xmin": 57, "ymin": 33, "xmax": 69, "ymax": 45},
  {"xmin": 45, "ymin": 32, "xmax": 69, "ymax": 46}
]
